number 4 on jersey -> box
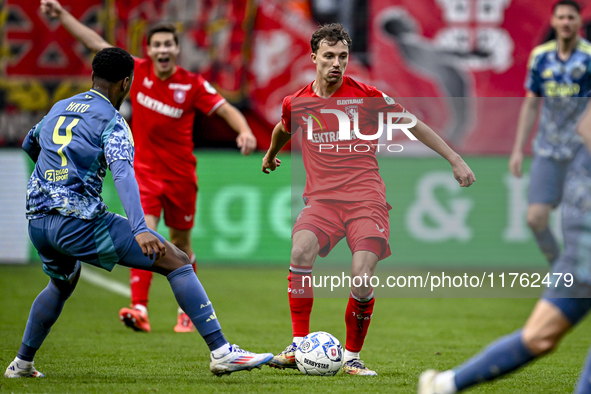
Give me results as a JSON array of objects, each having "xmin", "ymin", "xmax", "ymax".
[{"xmin": 53, "ymin": 116, "xmax": 79, "ymax": 166}]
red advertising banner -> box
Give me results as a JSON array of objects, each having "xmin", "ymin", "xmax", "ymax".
[
  {"xmin": 4, "ymin": 0, "xmax": 591, "ymax": 153},
  {"xmin": 369, "ymin": 0, "xmax": 591, "ymax": 154}
]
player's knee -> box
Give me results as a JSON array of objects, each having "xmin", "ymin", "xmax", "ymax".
[
  {"xmin": 169, "ymin": 250, "xmax": 191, "ymax": 271},
  {"xmin": 291, "ymin": 244, "xmax": 315, "ymax": 265},
  {"xmin": 526, "ymin": 211, "xmax": 548, "ymax": 232},
  {"xmin": 522, "ymin": 333, "xmax": 560, "ymax": 355},
  {"xmin": 170, "ymin": 236, "xmax": 191, "ymax": 254},
  {"xmin": 521, "ymin": 327, "xmax": 562, "ymax": 356},
  {"xmin": 152, "ymin": 248, "xmax": 190, "ymax": 275}
]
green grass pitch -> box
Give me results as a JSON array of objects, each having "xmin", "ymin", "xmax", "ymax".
[{"xmin": 1, "ymin": 263, "xmax": 590, "ymax": 393}]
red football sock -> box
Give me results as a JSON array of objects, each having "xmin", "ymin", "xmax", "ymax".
[
  {"xmin": 288, "ymin": 265, "xmax": 314, "ymax": 338},
  {"xmin": 130, "ymin": 268, "xmax": 153, "ymax": 308},
  {"xmin": 345, "ymin": 292, "xmax": 375, "ymax": 353}
]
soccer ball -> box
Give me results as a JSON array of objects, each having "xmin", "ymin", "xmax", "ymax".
[{"xmin": 295, "ymin": 331, "xmax": 343, "ymax": 376}]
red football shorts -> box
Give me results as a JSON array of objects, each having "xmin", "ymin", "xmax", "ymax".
[
  {"xmin": 136, "ymin": 173, "xmax": 197, "ymax": 231},
  {"xmin": 292, "ymin": 199, "xmax": 392, "ymax": 260}
]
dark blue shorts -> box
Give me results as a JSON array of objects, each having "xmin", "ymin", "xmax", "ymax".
[
  {"xmin": 543, "ymin": 211, "xmax": 591, "ymax": 324},
  {"xmin": 528, "ymin": 155, "xmax": 571, "ymax": 207},
  {"xmin": 29, "ymin": 212, "xmax": 165, "ymax": 281}
]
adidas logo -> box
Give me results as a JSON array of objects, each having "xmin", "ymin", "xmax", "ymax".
[{"xmin": 206, "ymin": 312, "xmax": 217, "ymax": 322}]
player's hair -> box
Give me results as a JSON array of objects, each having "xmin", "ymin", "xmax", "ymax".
[
  {"xmin": 92, "ymin": 47, "xmax": 134, "ymax": 83},
  {"xmin": 147, "ymin": 22, "xmax": 179, "ymax": 45},
  {"xmin": 553, "ymin": 0, "xmax": 581, "ymax": 14},
  {"xmin": 310, "ymin": 23, "xmax": 352, "ymax": 54}
]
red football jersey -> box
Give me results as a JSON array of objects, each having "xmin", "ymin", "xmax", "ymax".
[
  {"xmin": 130, "ymin": 57, "xmax": 226, "ymax": 182},
  {"xmin": 281, "ymin": 76, "xmax": 406, "ymax": 203}
]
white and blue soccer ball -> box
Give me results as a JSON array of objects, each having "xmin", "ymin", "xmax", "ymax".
[{"xmin": 295, "ymin": 331, "xmax": 343, "ymax": 376}]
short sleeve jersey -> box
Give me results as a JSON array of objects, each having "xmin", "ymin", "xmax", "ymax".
[
  {"xmin": 281, "ymin": 76, "xmax": 406, "ymax": 203},
  {"xmin": 525, "ymin": 39, "xmax": 591, "ymax": 159},
  {"xmin": 130, "ymin": 57, "xmax": 226, "ymax": 181},
  {"xmin": 25, "ymin": 89, "xmax": 134, "ymax": 220}
]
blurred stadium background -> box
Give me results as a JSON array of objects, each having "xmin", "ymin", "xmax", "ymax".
[
  {"xmin": 1, "ymin": 0, "xmax": 589, "ymax": 268},
  {"xmin": 5, "ymin": 4, "xmax": 591, "ymax": 392}
]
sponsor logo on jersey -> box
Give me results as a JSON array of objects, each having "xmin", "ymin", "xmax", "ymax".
[
  {"xmin": 337, "ymin": 98, "xmax": 363, "ymax": 105},
  {"xmin": 137, "ymin": 92, "xmax": 183, "ymax": 118},
  {"xmin": 168, "ymin": 83, "xmax": 192, "ymax": 91},
  {"xmin": 44, "ymin": 168, "xmax": 68, "ymax": 182},
  {"xmin": 143, "ymin": 77, "xmax": 153, "ymax": 88}
]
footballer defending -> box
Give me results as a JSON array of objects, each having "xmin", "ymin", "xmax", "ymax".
[
  {"xmin": 41, "ymin": 0, "xmax": 257, "ymax": 333},
  {"xmin": 4, "ymin": 47, "xmax": 272, "ymax": 378},
  {"xmin": 262, "ymin": 23, "xmax": 475, "ymax": 376}
]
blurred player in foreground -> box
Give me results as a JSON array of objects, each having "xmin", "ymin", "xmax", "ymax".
[
  {"xmin": 509, "ymin": 0, "xmax": 590, "ymax": 266},
  {"xmin": 41, "ymin": 0, "xmax": 257, "ymax": 333},
  {"xmin": 262, "ymin": 23, "xmax": 475, "ymax": 376},
  {"xmin": 418, "ymin": 103, "xmax": 591, "ymax": 394},
  {"xmin": 3, "ymin": 48, "xmax": 272, "ymax": 378}
]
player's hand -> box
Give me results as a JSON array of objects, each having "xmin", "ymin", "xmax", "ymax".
[
  {"xmin": 135, "ymin": 232, "xmax": 166, "ymax": 260},
  {"xmin": 41, "ymin": 0, "xmax": 63, "ymax": 18},
  {"xmin": 451, "ymin": 157, "xmax": 476, "ymax": 187},
  {"xmin": 262, "ymin": 153, "xmax": 281, "ymax": 174},
  {"xmin": 236, "ymin": 131, "xmax": 257, "ymax": 156},
  {"xmin": 509, "ymin": 150, "xmax": 523, "ymax": 178}
]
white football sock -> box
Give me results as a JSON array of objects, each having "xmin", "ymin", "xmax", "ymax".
[
  {"xmin": 211, "ymin": 342, "xmax": 231, "ymax": 358},
  {"xmin": 15, "ymin": 357, "xmax": 32, "ymax": 367},
  {"xmin": 133, "ymin": 304, "xmax": 148, "ymax": 315},
  {"xmin": 344, "ymin": 350, "xmax": 360, "ymax": 362},
  {"xmin": 434, "ymin": 370, "xmax": 457, "ymax": 394},
  {"xmin": 293, "ymin": 337, "xmax": 304, "ymax": 346}
]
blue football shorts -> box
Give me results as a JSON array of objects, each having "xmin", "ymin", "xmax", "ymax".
[
  {"xmin": 28, "ymin": 211, "xmax": 165, "ymax": 281},
  {"xmin": 528, "ymin": 155, "xmax": 571, "ymax": 207},
  {"xmin": 543, "ymin": 212, "xmax": 591, "ymax": 324}
]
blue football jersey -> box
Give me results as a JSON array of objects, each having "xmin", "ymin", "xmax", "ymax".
[
  {"xmin": 525, "ymin": 39, "xmax": 591, "ymax": 159},
  {"xmin": 24, "ymin": 89, "xmax": 134, "ymax": 220}
]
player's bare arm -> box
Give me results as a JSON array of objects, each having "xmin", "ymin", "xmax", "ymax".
[
  {"xmin": 509, "ymin": 91, "xmax": 541, "ymax": 177},
  {"xmin": 407, "ymin": 118, "xmax": 476, "ymax": 187},
  {"xmin": 262, "ymin": 122, "xmax": 290, "ymax": 174},
  {"xmin": 41, "ymin": 0, "xmax": 111, "ymax": 53},
  {"xmin": 215, "ymin": 102, "xmax": 257, "ymax": 156}
]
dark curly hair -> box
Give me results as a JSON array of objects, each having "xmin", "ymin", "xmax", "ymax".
[
  {"xmin": 310, "ymin": 23, "xmax": 352, "ymax": 54},
  {"xmin": 92, "ymin": 47, "xmax": 134, "ymax": 83}
]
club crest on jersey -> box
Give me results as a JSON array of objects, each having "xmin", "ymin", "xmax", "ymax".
[
  {"xmin": 173, "ymin": 89, "xmax": 186, "ymax": 103},
  {"xmin": 169, "ymin": 83, "xmax": 192, "ymax": 103},
  {"xmin": 345, "ymin": 105, "xmax": 358, "ymax": 122},
  {"xmin": 571, "ymin": 63, "xmax": 586, "ymax": 80}
]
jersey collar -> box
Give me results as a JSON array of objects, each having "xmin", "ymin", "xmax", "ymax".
[
  {"xmin": 89, "ymin": 89, "xmax": 112, "ymax": 104},
  {"xmin": 309, "ymin": 76, "xmax": 347, "ymax": 99}
]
